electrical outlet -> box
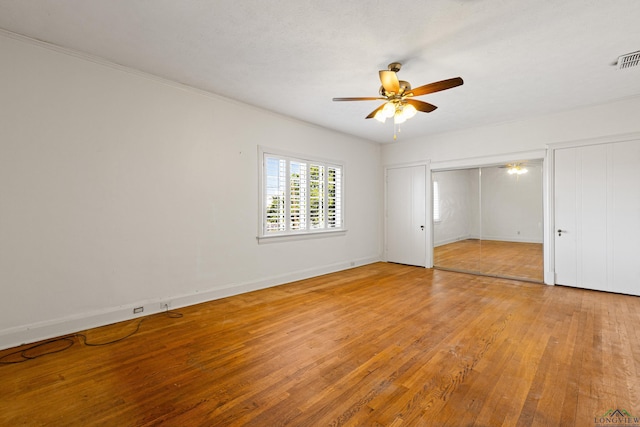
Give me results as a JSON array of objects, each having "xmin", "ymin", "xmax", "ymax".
[
  {"xmin": 133, "ymin": 306, "xmax": 144, "ymax": 314},
  {"xmin": 160, "ymin": 301, "xmax": 171, "ymax": 311}
]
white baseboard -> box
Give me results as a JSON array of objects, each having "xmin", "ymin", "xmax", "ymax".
[
  {"xmin": 435, "ymin": 235, "xmax": 543, "ymax": 246},
  {"xmin": 544, "ymin": 271, "xmax": 556, "ymax": 285},
  {"xmin": 434, "ymin": 235, "xmax": 474, "ymax": 247},
  {"xmin": 480, "ymin": 235, "xmax": 543, "ymax": 244},
  {"xmin": 0, "ymin": 256, "xmax": 380, "ymax": 351}
]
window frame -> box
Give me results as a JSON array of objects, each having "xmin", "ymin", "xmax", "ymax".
[{"xmin": 258, "ymin": 147, "xmax": 346, "ymax": 243}]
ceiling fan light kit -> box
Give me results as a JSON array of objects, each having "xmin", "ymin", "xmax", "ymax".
[
  {"xmin": 333, "ymin": 62, "xmax": 463, "ymax": 140},
  {"xmin": 373, "ymin": 101, "xmax": 417, "ymax": 124},
  {"xmin": 504, "ymin": 163, "xmax": 528, "ymax": 175},
  {"xmin": 508, "ymin": 166, "xmax": 528, "ymax": 175}
]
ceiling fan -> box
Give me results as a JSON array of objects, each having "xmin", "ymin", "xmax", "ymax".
[{"xmin": 333, "ymin": 62, "xmax": 463, "ymax": 128}]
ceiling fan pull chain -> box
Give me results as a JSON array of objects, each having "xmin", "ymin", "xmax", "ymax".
[{"xmin": 393, "ymin": 122, "xmax": 402, "ymax": 140}]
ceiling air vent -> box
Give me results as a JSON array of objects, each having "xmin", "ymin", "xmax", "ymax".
[{"xmin": 617, "ymin": 50, "xmax": 640, "ymax": 70}]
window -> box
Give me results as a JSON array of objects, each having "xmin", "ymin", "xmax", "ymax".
[
  {"xmin": 260, "ymin": 149, "xmax": 344, "ymax": 239},
  {"xmin": 433, "ymin": 180, "xmax": 441, "ymax": 222}
]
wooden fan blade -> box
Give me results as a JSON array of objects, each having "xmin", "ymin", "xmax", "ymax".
[
  {"xmin": 406, "ymin": 99, "xmax": 438, "ymax": 113},
  {"xmin": 365, "ymin": 104, "xmax": 386, "ymax": 119},
  {"xmin": 409, "ymin": 77, "xmax": 464, "ymax": 97},
  {"xmin": 333, "ymin": 97, "xmax": 385, "ymax": 101},
  {"xmin": 379, "ymin": 70, "xmax": 400, "ymax": 94}
]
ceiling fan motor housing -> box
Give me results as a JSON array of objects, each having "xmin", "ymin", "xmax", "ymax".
[
  {"xmin": 388, "ymin": 62, "xmax": 402, "ymax": 72},
  {"xmin": 379, "ymin": 81, "xmax": 411, "ymax": 97}
]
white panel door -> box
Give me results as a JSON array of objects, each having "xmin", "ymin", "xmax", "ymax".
[
  {"xmin": 554, "ymin": 139, "xmax": 640, "ymax": 295},
  {"xmin": 577, "ymin": 145, "xmax": 608, "ymax": 291},
  {"xmin": 386, "ymin": 166, "xmax": 427, "ymax": 267},
  {"xmin": 554, "ymin": 148, "xmax": 578, "ymax": 287},
  {"xmin": 611, "ymin": 140, "xmax": 640, "ymax": 295},
  {"xmin": 555, "ymin": 144, "xmax": 608, "ymax": 291}
]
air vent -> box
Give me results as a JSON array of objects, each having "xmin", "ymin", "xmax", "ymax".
[{"xmin": 617, "ymin": 50, "xmax": 640, "ymax": 70}]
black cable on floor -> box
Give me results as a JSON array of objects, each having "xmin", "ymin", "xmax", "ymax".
[{"xmin": 0, "ymin": 309, "xmax": 183, "ymax": 365}]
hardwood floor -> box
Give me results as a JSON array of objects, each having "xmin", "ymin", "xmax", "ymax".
[
  {"xmin": 2, "ymin": 262, "xmax": 639, "ymax": 426},
  {"xmin": 434, "ymin": 239, "xmax": 544, "ymax": 282}
]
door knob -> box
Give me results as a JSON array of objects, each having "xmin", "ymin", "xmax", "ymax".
[
  {"xmin": 420, "ymin": 225, "xmax": 425, "ymax": 230},
  {"xmin": 557, "ymin": 229, "xmax": 567, "ymax": 236}
]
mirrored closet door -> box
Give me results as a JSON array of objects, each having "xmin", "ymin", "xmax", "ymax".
[{"xmin": 432, "ymin": 162, "xmax": 544, "ymax": 282}]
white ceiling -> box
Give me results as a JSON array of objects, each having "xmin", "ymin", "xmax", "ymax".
[{"xmin": 1, "ymin": 0, "xmax": 639, "ymax": 144}]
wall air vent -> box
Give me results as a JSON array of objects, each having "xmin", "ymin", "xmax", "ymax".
[{"xmin": 617, "ymin": 50, "xmax": 640, "ymax": 70}]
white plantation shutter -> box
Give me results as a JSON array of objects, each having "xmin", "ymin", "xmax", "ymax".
[
  {"xmin": 433, "ymin": 180, "xmax": 441, "ymax": 222},
  {"xmin": 262, "ymin": 151, "xmax": 344, "ymax": 237},
  {"xmin": 289, "ymin": 161, "xmax": 307, "ymax": 230},
  {"xmin": 265, "ymin": 157, "xmax": 286, "ymax": 232},
  {"xmin": 309, "ymin": 164, "xmax": 325, "ymax": 229},
  {"xmin": 327, "ymin": 166, "xmax": 341, "ymax": 228}
]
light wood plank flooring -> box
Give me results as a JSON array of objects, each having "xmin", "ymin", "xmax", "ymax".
[
  {"xmin": 434, "ymin": 239, "xmax": 544, "ymax": 282},
  {"xmin": 2, "ymin": 263, "xmax": 639, "ymax": 426}
]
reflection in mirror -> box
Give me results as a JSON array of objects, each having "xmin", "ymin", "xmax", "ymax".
[{"xmin": 432, "ymin": 161, "xmax": 543, "ymax": 282}]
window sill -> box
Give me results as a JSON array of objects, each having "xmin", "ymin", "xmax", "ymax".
[{"xmin": 257, "ymin": 229, "xmax": 347, "ymax": 244}]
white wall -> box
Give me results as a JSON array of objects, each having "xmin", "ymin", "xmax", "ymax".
[
  {"xmin": 383, "ymin": 96, "xmax": 640, "ymax": 166},
  {"xmin": 433, "ymin": 169, "xmax": 479, "ymax": 245},
  {"xmin": 480, "ymin": 165, "xmax": 543, "ymax": 243},
  {"xmin": 434, "ymin": 165, "xmax": 543, "ymax": 246},
  {"xmin": 0, "ymin": 33, "xmax": 383, "ymax": 349}
]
